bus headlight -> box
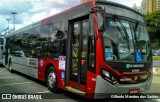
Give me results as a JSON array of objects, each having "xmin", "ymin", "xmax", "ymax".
[
  {"xmin": 100, "ymin": 68, "xmax": 118, "ymax": 84},
  {"xmin": 102, "ymin": 70, "xmax": 110, "ymax": 78}
]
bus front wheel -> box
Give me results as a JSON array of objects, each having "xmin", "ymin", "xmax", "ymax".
[{"xmin": 46, "ymin": 66, "xmax": 57, "ymax": 92}]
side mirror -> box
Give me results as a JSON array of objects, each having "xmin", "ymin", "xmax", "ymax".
[
  {"xmin": 55, "ymin": 30, "xmax": 64, "ymax": 39},
  {"xmin": 19, "ymin": 53, "xmax": 24, "ymax": 57},
  {"xmin": 49, "ymin": 30, "xmax": 65, "ymax": 43},
  {"xmin": 90, "ymin": 6, "xmax": 105, "ymax": 32},
  {"xmin": 15, "ymin": 51, "xmax": 25, "ymax": 57},
  {"xmin": 97, "ymin": 12, "xmax": 105, "ymax": 32}
]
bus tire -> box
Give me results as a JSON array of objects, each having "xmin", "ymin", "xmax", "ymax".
[
  {"xmin": 9, "ymin": 59, "xmax": 13, "ymax": 73},
  {"xmin": 46, "ymin": 66, "xmax": 57, "ymax": 92}
]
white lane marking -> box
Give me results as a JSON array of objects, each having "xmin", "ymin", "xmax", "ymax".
[
  {"xmin": 0, "ymin": 68, "xmax": 8, "ymax": 70},
  {"xmin": 36, "ymin": 91, "xmax": 51, "ymax": 93},
  {"xmin": 0, "ymin": 82, "xmax": 33, "ymax": 87},
  {"xmin": 0, "ymin": 76, "xmax": 21, "ymax": 79},
  {"xmin": 0, "ymin": 72, "xmax": 10, "ymax": 74},
  {"xmin": 150, "ymin": 99, "xmax": 160, "ymax": 102}
]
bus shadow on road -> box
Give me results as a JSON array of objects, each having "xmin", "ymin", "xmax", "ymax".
[
  {"xmin": 0, "ymin": 64, "xmax": 5, "ymax": 67},
  {"xmin": 8, "ymin": 69, "xmax": 46, "ymax": 86}
]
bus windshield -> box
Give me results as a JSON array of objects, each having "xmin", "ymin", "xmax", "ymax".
[{"xmin": 103, "ymin": 17, "xmax": 151, "ymax": 62}]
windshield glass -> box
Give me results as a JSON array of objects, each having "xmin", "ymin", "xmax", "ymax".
[{"xmin": 103, "ymin": 17, "xmax": 151, "ymax": 62}]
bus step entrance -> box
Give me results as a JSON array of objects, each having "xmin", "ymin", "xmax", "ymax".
[{"xmin": 65, "ymin": 86, "xmax": 86, "ymax": 96}]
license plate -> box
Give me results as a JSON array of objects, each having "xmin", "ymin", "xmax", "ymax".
[{"xmin": 129, "ymin": 89, "xmax": 139, "ymax": 94}]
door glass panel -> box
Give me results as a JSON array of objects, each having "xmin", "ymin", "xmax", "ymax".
[
  {"xmin": 80, "ymin": 36, "xmax": 88, "ymax": 84},
  {"xmin": 82, "ymin": 19, "xmax": 89, "ymax": 34},
  {"xmin": 70, "ymin": 19, "xmax": 89, "ymax": 85},
  {"xmin": 70, "ymin": 21, "xmax": 80, "ymax": 82},
  {"xmin": 80, "ymin": 19, "xmax": 89, "ymax": 84}
]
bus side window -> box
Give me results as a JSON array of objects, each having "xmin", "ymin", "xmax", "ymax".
[
  {"xmin": 49, "ymin": 30, "xmax": 66, "ymax": 59},
  {"xmin": 88, "ymin": 36, "xmax": 96, "ymax": 73}
]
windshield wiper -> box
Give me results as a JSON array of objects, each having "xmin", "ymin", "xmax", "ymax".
[
  {"xmin": 112, "ymin": 15, "xmax": 130, "ymax": 50},
  {"xmin": 113, "ymin": 15, "xmax": 129, "ymax": 40},
  {"xmin": 135, "ymin": 21, "xmax": 140, "ymax": 40}
]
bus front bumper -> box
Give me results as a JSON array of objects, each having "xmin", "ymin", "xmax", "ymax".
[{"xmin": 94, "ymin": 74, "xmax": 153, "ymax": 99}]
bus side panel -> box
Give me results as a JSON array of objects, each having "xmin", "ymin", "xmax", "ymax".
[
  {"xmin": 38, "ymin": 59, "xmax": 65, "ymax": 89},
  {"xmin": 86, "ymin": 70, "xmax": 97, "ymax": 99},
  {"xmin": 51, "ymin": 59, "xmax": 66, "ymax": 89},
  {"xmin": 56, "ymin": 69, "xmax": 66, "ymax": 89},
  {"xmin": 38, "ymin": 58, "xmax": 46, "ymax": 81},
  {"xmin": 38, "ymin": 59, "xmax": 59, "ymax": 81}
]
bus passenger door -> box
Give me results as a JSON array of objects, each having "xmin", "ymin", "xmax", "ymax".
[{"xmin": 66, "ymin": 17, "xmax": 89, "ymax": 94}]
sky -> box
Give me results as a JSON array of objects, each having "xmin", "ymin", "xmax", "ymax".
[{"xmin": 0, "ymin": 0, "xmax": 142, "ymax": 35}]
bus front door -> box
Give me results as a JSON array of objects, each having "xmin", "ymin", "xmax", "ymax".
[{"xmin": 66, "ymin": 17, "xmax": 89, "ymax": 94}]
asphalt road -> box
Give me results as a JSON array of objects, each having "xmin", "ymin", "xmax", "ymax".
[
  {"xmin": 0, "ymin": 66, "xmax": 159, "ymax": 102},
  {"xmin": 0, "ymin": 67, "xmax": 87, "ymax": 102},
  {"xmin": 153, "ymin": 61, "xmax": 160, "ymax": 67}
]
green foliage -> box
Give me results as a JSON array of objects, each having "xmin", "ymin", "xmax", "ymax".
[
  {"xmin": 152, "ymin": 56, "xmax": 160, "ymax": 60},
  {"xmin": 144, "ymin": 10, "xmax": 160, "ymax": 41}
]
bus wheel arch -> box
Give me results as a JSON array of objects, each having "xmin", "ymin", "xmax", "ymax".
[{"xmin": 45, "ymin": 64, "xmax": 57, "ymax": 92}]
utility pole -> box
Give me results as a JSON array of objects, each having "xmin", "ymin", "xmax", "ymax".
[
  {"xmin": 11, "ymin": 12, "xmax": 17, "ymax": 31},
  {"xmin": 6, "ymin": 18, "xmax": 11, "ymax": 34}
]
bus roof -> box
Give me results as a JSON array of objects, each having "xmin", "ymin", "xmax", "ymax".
[
  {"xmin": 5, "ymin": 0, "xmax": 94, "ymax": 38},
  {"xmin": 96, "ymin": 0, "xmax": 142, "ymax": 16},
  {"xmin": 5, "ymin": 0, "xmax": 142, "ymax": 38}
]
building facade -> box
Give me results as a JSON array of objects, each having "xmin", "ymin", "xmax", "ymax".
[
  {"xmin": 80, "ymin": 0, "xmax": 89, "ymax": 3},
  {"xmin": 142, "ymin": 0, "xmax": 160, "ymax": 14},
  {"xmin": 155, "ymin": 0, "xmax": 160, "ymax": 10},
  {"xmin": 141, "ymin": 0, "xmax": 147, "ymax": 14}
]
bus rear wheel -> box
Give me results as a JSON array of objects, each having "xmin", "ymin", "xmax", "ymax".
[
  {"xmin": 9, "ymin": 60, "xmax": 13, "ymax": 73},
  {"xmin": 46, "ymin": 66, "xmax": 57, "ymax": 92}
]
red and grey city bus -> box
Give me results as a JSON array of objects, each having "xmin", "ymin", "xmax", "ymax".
[{"xmin": 4, "ymin": 0, "xmax": 152, "ymax": 99}]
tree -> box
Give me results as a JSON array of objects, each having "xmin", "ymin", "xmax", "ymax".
[{"xmin": 144, "ymin": 10, "xmax": 160, "ymax": 41}]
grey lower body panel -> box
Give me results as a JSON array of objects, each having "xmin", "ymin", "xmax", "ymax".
[
  {"xmin": 94, "ymin": 74, "xmax": 153, "ymax": 99},
  {"xmin": 0, "ymin": 60, "xmax": 2, "ymax": 64}
]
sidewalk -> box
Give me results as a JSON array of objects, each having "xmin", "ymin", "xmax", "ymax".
[{"xmin": 153, "ymin": 67, "xmax": 160, "ymax": 75}]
